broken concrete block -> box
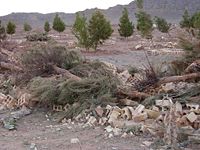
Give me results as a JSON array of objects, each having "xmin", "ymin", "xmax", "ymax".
[
  {"xmin": 133, "ymin": 104, "xmax": 145, "ymax": 116},
  {"xmin": 99, "ymin": 117, "xmax": 108, "ymax": 126},
  {"xmin": 87, "ymin": 116, "xmax": 97, "ymax": 126},
  {"xmin": 177, "ymin": 116, "xmax": 190, "ymax": 127},
  {"xmin": 133, "ymin": 112, "xmax": 148, "ymax": 122},
  {"xmin": 175, "ymin": 102, "xmax": 182, "ymax": 113},
  {"xmin": 95, "ymin": 106, "xmax": 104, "ymax": 117},
  {"xmin": 186, "ymin": 103, "xmax": 199, "ymax": 110},
  {"xmin": 135, "ymin": 44, "xmax": 143, "ymax": 50},
  {"xmin": 121, "ymin": 107, "xmax": 132, "ymax": 120},
  {"xmin": 113, "ymin": 128, "xmax": 122, "ymax": 136},
  {"xmin": 105, "ymin": 125, "xmax": 113, "ymax": 133},
  {"xmin": 145, "ymin": 109, "xmax": 160, "ymax": 119},
  {"xmin": 108, "ymin": 108, "xmax": 121, "ymax": 124},
  {"xmin": 152, "ymin": 106, "xmax": 160, "ymax": 112},
  {"xmin": 156, "ymin": 100, "xmax": 171, "ymax": 107},
  {"xmin": 186, "ymin": 112, "xmax": 198, "ymax": 123}
]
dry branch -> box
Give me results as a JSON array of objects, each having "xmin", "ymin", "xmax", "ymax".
[
  {"xmin": 117, "ymin": 88, "xmax": 150, "ymax": 100},
  {"xmin": 157, "ymin": 73, "xmax": 200, "ymax": 85},
  {"xmin": 52, "ymin": 65, "xmax": 81, "ymax": 81},
  {"xmin": 0, "ymin": 62, "xmax": 22, "ymax": 71}
]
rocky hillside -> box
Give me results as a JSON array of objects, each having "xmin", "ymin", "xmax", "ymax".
[{"xmin": 0, "ymin": 0, "xmax": 200, "ymax": 27}]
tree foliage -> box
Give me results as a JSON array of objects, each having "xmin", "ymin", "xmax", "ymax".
[
  {"xmin": 0, "ymin": 20, "xmax": 6, "ymax": 41},
  {"xmin": 136, "ymin": 11, "xmax": 153, "ymax": 38},
  {"xmin": 88, "ymin": 11, "xmax": 113, "ymax": 50},
  {"xmin": 44, "ymin": 21, "xmax": 51, "ymax": 33},
  {"xmin": 154, "ymin": 16, "xmax": 171, "ymax": 33},
  {"xmin": 136, "ymin": 0, "xmax": 144, "ymax": 10},
  {"xmin": 72, "ymin": 13, "xmax": 91, "ymax": 49},
  {"xmin": 53, "ymin": 14, "xmax": 65, "ymax": 33},
  {"xmin": 24, "ymin": 23, "xmax": 32, "ymax": 32},
  {"xmin": 6, "ymin": 21, "xmax": 16, "ymax": 35},
  {"xmin": 118, "ymin": 8, "xmax": 134, "ymax": 38},
  {"xmin": 180, "ymin": 10, "xmax": 193, "ymax": 29}
]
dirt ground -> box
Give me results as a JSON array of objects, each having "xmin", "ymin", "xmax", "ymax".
[
  {"xmin": 1, "ymin": 26, "xmax": 196, "ymax": 150},
  {"xmin": 0, "ymin": 109, "xmax": 152, "ymax": 150}
]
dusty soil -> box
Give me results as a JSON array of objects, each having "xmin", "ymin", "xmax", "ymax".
[
  {"xmin": 0, "ymin": 26, "xmax": 193, "ymax": 150},
  {"xmin": 0, "ymin": 110, "xmax": 152, "ymax": 150}
]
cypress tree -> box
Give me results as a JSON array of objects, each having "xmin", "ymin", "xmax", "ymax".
[{"xmin": 118, "ymin": 8, "xmax": 134, "ymax": 38}]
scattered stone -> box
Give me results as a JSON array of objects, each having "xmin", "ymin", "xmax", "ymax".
[
  {"xmin": 121, "ymin": 132, "xmax": 128, "ymax": 138},
  {"xmin": 105, "ymin": 125, "xmax": 113, "ymax": 133},
  {"xmin": 30, "ymin": 143, "xmax": 37, "ymax": 150},
  {"xmin": 156, "ymin": 100, "xmax": 171, "ymax": 107},
  {"xmin": 135, "ymin": 44, "xmax": 143, "ymax": 50},
  {"xmin": 113, "ymin": 128, "xmax": 122, "ymax": 136},
  {"xmin": 70, "ymin": 138, "xmax": 80, "ymax": 144}
]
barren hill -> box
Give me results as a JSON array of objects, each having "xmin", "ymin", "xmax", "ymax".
[{"xmin": 0, "ymin": 0, "xmax": 200, "ymax": 27}]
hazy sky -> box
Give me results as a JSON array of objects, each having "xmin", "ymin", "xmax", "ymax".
[{"xmin": 0, "ymin": 0, "xmax": 133, "ymax": 16}]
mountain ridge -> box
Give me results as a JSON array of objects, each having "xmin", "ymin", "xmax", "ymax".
[{"xmin": 0, "ymin": 0, "xmax": 200, "ymax": 28}]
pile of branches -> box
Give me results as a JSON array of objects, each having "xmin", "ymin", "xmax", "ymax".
[
  {"xmin": 19, "ymin": 42, "xmax": 83, "ymax": 82},
  {"xmin": 26, "ymin": 33, "xmax": 50, "ymax": 41},
  {"xmin": 28, "ymin": 61, "xmax": 120, "ymax": 118}
]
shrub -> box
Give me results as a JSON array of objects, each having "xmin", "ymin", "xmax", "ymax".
[
  {"xmin": 20, "ymin": 43, "xmax": 83, "ymax": 79},
  {"xmin": 26, "ymin": 33, "xmax": 50, "ymax": 41}
]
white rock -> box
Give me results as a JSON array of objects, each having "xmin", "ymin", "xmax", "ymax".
[
  {"xmin": 135, "ymin": 44, "xmax": 143, "ymax": 50},
  {"xmin": 105, "ymin": 125, "xmax": 113, "ymax": 133},
  {"xmin": 70, "ymin": 138, "xmax": 80, "ymax": 144}
]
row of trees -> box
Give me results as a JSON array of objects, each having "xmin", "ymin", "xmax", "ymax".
[{"xmin": 1, "ymin": 0, "xmax": 200, "ymax": 50}]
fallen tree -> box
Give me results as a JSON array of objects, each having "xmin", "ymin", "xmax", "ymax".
[{"xmin": 157, "ymin": 72, "xmax": 200, "ymax": 85}]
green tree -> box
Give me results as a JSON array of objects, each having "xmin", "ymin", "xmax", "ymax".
[
  {"xmin": 44, "ymin": 21, "xmax": 51, "ymax": 33},
  {"xmin": 6, "ymin": 21, "xmax": 16, "ymax": 35},
  {"xmin": 88, "ymin": 11, "xmax": 113, "ymax": 50},
  {"xmin": 192, "ymin": 12, "xmax": 200, "ymax": 38},
  {"xmin": 24, "ymin": 22, "xmax": 32, "ymax": 32},
  {"xmin": 118, "ymin": 8, "xmax": 134, "ymax": 38},
  {"xmin": 53, "ymin": 14, "xmax": 65, "ymax": 33},
  {"xmin": 180, "ymin": 10, "xmax": 192, "ymax": 29},
  {"xmin": 136, "ymin": 11, "xmax": 153, "ymax": 38},
  {"xmin": 135, "ymin": 0, "xmax": 153, "ymax": 38},
  {"xmin": 136, "ymin": 0, "xmax": 144, "ymax": 10},
  {"xmin": 0, "ymin": 20, "xmax": 6, "ymax": 41},
  {"xmin": 72, "ymin": 13, "xmax": 90, "ymax": 49},
  {"xmin": 154, "ymin": 16, "xmax": 171, "ymax": 33}
]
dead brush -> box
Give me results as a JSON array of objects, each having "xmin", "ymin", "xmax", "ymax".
[{"xmin": 133, "ymin": 65, "xmax": 158, "ymax": 92}]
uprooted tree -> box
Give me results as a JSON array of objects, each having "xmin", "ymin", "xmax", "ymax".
[
  {"xmin": 88, "ymin": 11, "xmax": 113, "ymax": 50},
  {"xmin": 118, "ymin": 8, "xmax": 134, "ymax": 38}
]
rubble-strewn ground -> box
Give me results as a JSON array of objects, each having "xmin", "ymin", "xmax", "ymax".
[
  {"xmin": 1, "ymin": 26, "xmax": 200, "ymax": 150},
  {"xmin": 0, "ymin": 109, "xmax": 151, "ymax": 150}
]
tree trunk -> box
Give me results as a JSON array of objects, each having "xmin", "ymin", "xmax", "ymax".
[
  {"xmin": 0, "ymin": 62, "xmax": 22, "ymax": 71},
  {"xmin": 116, "ymin": 88, "xmax": 150, "ymax": 101},
  {"xmin": 157, "ymin": 73, "xmax": 200, "ymax": 85},
  {"xmin": 52, "ymin": 65, "xmax": 81, "ymax": 81}
]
